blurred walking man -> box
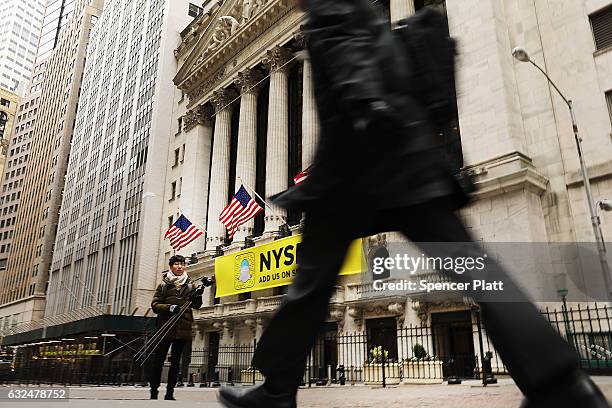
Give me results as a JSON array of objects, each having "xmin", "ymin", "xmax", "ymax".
[{"xmin": 218, "ymin": 1, "xmax": 610, "ymax": 407}]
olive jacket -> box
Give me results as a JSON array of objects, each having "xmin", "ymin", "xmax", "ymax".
[{"xmin": 151, "ymin": 274, "xmax": 203, "ymax": 341}]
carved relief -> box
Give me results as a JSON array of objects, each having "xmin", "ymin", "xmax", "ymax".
[
  {"xmin": 254, "ymin": 0, "xmax": 269, "ymax": 17},
  {"xmin": 211, "ymin": 88, "xmax": 238, "ymax": 112},
  {"xmin": 183, "ymin": 104, "xmax": 214, "ymax": 131},
  {"xmin": 244, "ymin": 318, "xmax": 257, "ymax": 337},
  {"xmin": 388, "ymin": 302, "xmax": 404, "ymax": 315},
  {"xmin": 222, "ymin": 320, "xmax": 234, "ymax": 339},
  {"xmin": 411, "ymin": 301, "xmax": 429, "ymax": 324},
  {"xmin": 328, "ymin": 305, "xmax": 346, "ymax": 331},
  {"xmin": 234, "ymin": 68, "xmax": 264, "ymax": 95},
  {"xmin": 262, "ymin": 45, "xmax": 293, "ymax": 73},
  {"xmin": 293, "ymin": 24, "xmax": 308, "ymax": 49},
  {"xmin": 188, "ymin": 67, "xmax": 226, "ymax": 105},
  {"xmin": 348, "ymin": 306, "xmax": 363, "ymax": 331},
  {"xmin": 180, "ymin": 0, "xmax": 296, "ymax": 106}
]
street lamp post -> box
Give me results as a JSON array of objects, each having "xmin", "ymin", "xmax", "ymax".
[{"xmin": 512, "ymin": 47, "xmax": 612, "ymax": 296}]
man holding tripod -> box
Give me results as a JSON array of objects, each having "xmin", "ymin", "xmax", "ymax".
[{"xmin": 149, "ymin": 255, "xmax": 213, "ymax": 400}]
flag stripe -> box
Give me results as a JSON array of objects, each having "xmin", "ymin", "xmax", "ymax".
[
  {"xmin": 227, "ymin": 201, "xmax": 262, "ymax": 231},
  {"xmin": 227, "ymin": 201, "xmax": 262, "ymax": 230},
  {"xmin": 176, "ymin": 230, "xmax": 203, "ymax": 251},
  {"xmin": 164, "ymin": 226, "xmax": 180, "ymax": 239},
  {"xmin": 293, "ymin": 169, "xmax": 309, "ymax": 185},
  {"xmin": 219, "ymin": 185, "xmax": 264, "ymax": 241},
  {"xmin": 175, "ymin": 232, "xmax": 201, "ymax": 251},
  {"xmin": 164, "ymin": 215, "xmax": 205, "ymax": 252},
  {"xmin": 227, "ymin": 205, "xmax": 263, "ymax": 239},
  {"xmin": 166, "ymin": 228, "xmax": 182, "ymax": 240},
  {"xmin": 170, "ymin": 225, "xmax": 199, "ymax": 246},
  {"xmin": 174, "ymin": 226, "xmax": 202, "ymax": 248},
  {"xmin": 219, "ymin": 199, "xmax": 241, "ymax": 223}
]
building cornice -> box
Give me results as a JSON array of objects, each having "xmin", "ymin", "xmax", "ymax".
[
  {"xmin": 464, "ymin": 151, "xmax": 549, "ymax": 199},
  {"xmin": 174, "ymin": 0, "xmax": 299, "ymax": 107}
]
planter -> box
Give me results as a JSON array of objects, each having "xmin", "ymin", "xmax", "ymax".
[
  {"xmin": 240, "ymin": 368, "xmax": 264, "ymax": 384},
  {"xmin": 401, "ymin": 360, "xmax": 443, "ymax": 384},
  {"xmin": 363, "ymin": 363, "xmax": 401, "ymax": 385}
]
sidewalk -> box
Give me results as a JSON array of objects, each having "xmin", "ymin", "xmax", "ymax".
[{"xmin": 2, "ymin": 377, "xmax": 612, "ymax": 407}]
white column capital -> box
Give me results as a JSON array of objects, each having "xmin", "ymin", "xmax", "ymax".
[
  {"xmin": 184, "ymin": 104, "xmax": 214, "ymax": 132},
  {"xmin": 262, "ymin": 46, "xmax": 293, "ymax": 74},
  {"xmin": 211, "ymin": 88, "xmax": 238, "ymax": 113},
  {"xmin": 234, "ymin": 68, "xmax": 264, "ymax": 96}
]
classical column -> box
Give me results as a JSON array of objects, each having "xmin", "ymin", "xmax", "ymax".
[
  {"xmin": 263, "ymin": 46, "xmax": 292, "ymax": 233},
  {"xmin": 180, "ymin": 105, "xmax": 214, "ymax": 255},
  {"xmin": 233, "ymin": 68, "xmax": 263, "ymax": 241},
  {"xmin": 300, "ymin": 52, "xmax": 319, "ymax": 169},
  {"xmin": 390, "ymin": 0, "xmax": 415, "ymax": 26},
  {"xmin": 205, "ymin": 89, "xmax": 236, "ymax": 252}
]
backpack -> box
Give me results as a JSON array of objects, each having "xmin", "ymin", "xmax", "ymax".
[{"xmin": 392, "ymin": 7, "xmax": 457, "ymax": 128}]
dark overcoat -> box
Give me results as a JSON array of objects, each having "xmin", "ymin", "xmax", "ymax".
[
  {"xmin": 151, "ymin": 276, "xmax": 203, "ymax": 341},
  {"xmin": 272, "ymin": 0, "xmax": 467, "ymax": 225}
]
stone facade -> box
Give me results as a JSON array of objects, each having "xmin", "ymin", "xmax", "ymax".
[{"xmin": 166, "ymin": 0, "xmax": 612, "ymax": 363}]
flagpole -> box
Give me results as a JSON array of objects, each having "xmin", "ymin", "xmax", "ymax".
[{"xmin": 237, "ymin": 177, "xmax": 287, "ymax": 223}]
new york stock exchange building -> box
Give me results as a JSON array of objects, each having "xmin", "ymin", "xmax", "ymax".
[{"xmin": 162, "ymin": 0, "xmax": 612, "ymax": 386}]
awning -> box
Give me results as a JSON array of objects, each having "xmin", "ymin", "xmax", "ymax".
[{"xmin": 2, "ymin": 315, "xmax": 156, "ymax": 346}]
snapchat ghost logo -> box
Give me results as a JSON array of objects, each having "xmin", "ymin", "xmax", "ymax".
[
  {"xmin": 234, "ymin": 252, "xmax": 256, "ymax": 290},
  {"xmin": 239, "ymin": 259, "xmax": 251, "ymax": 283}
]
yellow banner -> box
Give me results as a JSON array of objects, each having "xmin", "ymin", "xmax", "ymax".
[{"xmin": 214, "ymin": 235, "xmax": 364, "ymax": 297}]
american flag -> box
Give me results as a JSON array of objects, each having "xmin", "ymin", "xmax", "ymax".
[
  {"xmin": 293, "ymin": 169, "xmax": 309, "ymax": 185},
  {"xmin": 219, "ymin": 185, "xmax": 263, "ymax": 240},
  {"xmin": 164, "ymin": 214, "xmax": 204, "ymax": 251}
]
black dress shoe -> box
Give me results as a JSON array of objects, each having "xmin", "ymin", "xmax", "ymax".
[
  {"xmin": 217, "ymin": 383, "xmax": 296, "ymax": 408},
  {"xmin": 150, "ymin": 389, "xmax": 158, "ymax": 400},
  {"xmin": 521, "ymin": 371, "xmax": 610, "ymax": 408},
  {"xmin": 164, "ymin": 394, "xmax": 176, "ymax": 401}
]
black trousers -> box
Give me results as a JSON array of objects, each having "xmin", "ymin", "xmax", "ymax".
[
  {"xmin": 251, "ymin": 202, "xmax": 580, "ymax": 396},
  {"xmin": 149, "ymin": 338, "xmax": 188, "ymax": 391}
]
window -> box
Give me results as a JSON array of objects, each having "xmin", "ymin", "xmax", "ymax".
[
  {"xmin": 168, "ymin": 215, "xmax": 174, "ymax": 228},
  {"xmin": 188, "ymin": 3, "xmax": 203, "ymax": 18},
  {"xmin": 170, "ymin": 181, "xmax": 176, "ymax": 200},
  {"xmin": 181, "ymin": 144, "xmax": 185, "ymax": 162},
  {"xmin": 173, "ymin": 148, "xmax": 180, "ymax": 166},
  {"xmin": 591, "ymin": 5, "xmax": 612, "ymax": 51},
  {"xmin": 177, "ymin": 117, "xmax": 183, "ymax": 133},
  {"xmin": 607, "ymin": 90, "xmax": 612, "ymax": 127},
  {"xmin": 0, "ymin": 98, "xmax": 9, "ymax": 107}
]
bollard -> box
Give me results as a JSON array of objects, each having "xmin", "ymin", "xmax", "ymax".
[
  {"xmin": 227, "ymin": 367, "xmax": 234, "ymax": 386},
  {"xmin": 187, "ymin": 373, "xmax": 195, "ymax": 387},
  {"xmin": 447, "ymin": 358, "xmax": 462, "ymax": 385},
  {"xmin": 199, "ymin": 372, "xmax": 208, "ymax": 388},
  {"xmin": 176, "ymin": 372, "xmax": 185, "ymax": 387},
  {"xmin": 482, "ymin": 352, "xmax": 498, "ymax": 385},
  {"xmin": 337, "ymin": 365, "xmax": 346, "ymax": 386},
  {"xmin": 212, "ymin": 368, "xmax": 221, "ymax": 387}
]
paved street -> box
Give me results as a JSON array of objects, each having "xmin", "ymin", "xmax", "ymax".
[{"xmin": 2, "ymin": 377, "xmax": 612, "ymax": 408}]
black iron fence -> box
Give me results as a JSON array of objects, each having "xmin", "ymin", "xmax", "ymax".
[
  {"xmin": 543, "ymin": 303, "xmax": 612, "ymax": 374},
  {"xmin": 5, "ymin": 304, "xmax": 612, "ymax": 386}
]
